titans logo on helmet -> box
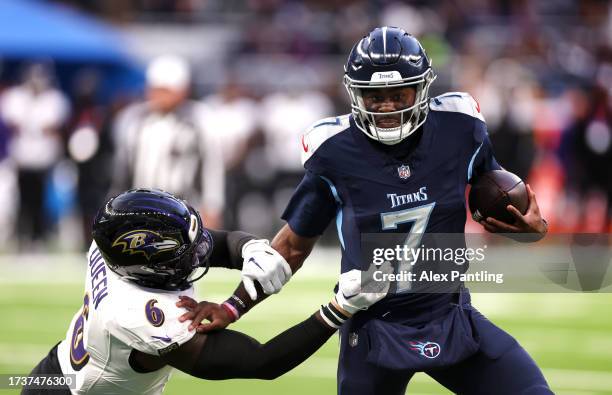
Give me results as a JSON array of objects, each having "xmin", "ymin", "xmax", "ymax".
[{"xmin": 112, "ymin": 229, "xmax": 179, "ymax": 260}]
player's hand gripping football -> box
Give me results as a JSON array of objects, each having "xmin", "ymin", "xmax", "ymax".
[
  {"xmin": 241, "ymin": 239, "xmax": 292, "ymax": 300},
  {"xmin": 177, "ymin": 297, "xmax": 231, "ymax": 333},
  {"xmin": 334, "ymin": 261, "xmax": 393, "ymax": 314},
  {"xmin": 481, "ymin": 184, "xmax": 547, "ymax": 240}
]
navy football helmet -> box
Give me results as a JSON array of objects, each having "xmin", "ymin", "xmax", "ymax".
[
  {"xmin": 92, "ymin": 189, "xmax": 213, "ymax": 291},
  {"xmin": 343, "ymin": 26, "xmax": 436, "ymax": 144}
]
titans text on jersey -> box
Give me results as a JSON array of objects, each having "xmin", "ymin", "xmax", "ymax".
[{"xmin": 387, "ymin": 186, "xmax": 428, "ymax": 209}]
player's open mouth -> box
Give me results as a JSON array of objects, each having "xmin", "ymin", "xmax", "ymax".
[{"xmin": 374, "ymin": 117, "xmax": 401, "ymax": 128}]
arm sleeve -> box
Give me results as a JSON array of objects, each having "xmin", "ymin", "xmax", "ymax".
[
  {"xmin": 189, "ymin": 314, "xmax": 334, "ymax": 380},
  {"xmin": 280, "ymin": 170, "xmax": 338, "ymax": 237},
  {"xmin": 468, "ymin": 119, "xmax": 502, "ymax": 183},
  {"xmin": 207, "ymin": 229, "xmax": 257, "ymax": 269}
]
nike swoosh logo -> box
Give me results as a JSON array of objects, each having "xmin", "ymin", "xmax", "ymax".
[
  {"xmin": 301, "ymin": 135, "xmax": 309, "ymax": 152},
  {"xmin": 248, "ymin": 257, "xmax": 264, "ymax": 271},
  {"xmin": 151, "ymin": 335, "xmax": 172, "ymax": 343}
]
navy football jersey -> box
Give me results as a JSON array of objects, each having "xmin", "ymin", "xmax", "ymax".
[{"xmin": 282, "ymin": 92, "xmax": 500, "ymax": 308}]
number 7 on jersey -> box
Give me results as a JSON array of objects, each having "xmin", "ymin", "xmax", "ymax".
[{"xmin": 380, "ymin": 202, "xmax": 435, "ymax": 292}]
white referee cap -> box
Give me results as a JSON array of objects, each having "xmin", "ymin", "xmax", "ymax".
[{"xmin": 146, "ymin": 55, "xmax": 191, "ymax": 90}]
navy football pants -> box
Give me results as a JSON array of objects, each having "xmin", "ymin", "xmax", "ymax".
[{"xmin": 337, "ymin": 311, "xmax": 553, "ymax": 395}]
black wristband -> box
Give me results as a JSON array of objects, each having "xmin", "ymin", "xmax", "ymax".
[
  {"xmin": 319, "ymin": 303, "xmax": 350, "ymax": 329},
  {"xmin": 224, "ymin": 294, "xmax": 248, "ymax": 318},
  {"xmin": 328, "ymin": 302, "xmax": 350, "ymax": 321}
]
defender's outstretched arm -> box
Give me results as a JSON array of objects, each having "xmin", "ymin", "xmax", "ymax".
[
  {"xmin": 163, "ymin": 310, "xmax": 337, "ymax": 380},
  {"xmin": 130, "ymin": 264, "xmax": 391, "ymax": 380}
]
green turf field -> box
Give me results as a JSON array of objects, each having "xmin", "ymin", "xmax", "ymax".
[{"xmin": 1, "ymin": 250, "xmax": 611, "ymax": 394}]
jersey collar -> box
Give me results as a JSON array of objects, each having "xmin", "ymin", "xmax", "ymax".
[{"xmin": 349, "ymin": 115, "xmax": 433, "ymax": 182}]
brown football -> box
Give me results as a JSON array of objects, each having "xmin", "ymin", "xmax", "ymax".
[{"xmin": 469, "ymin": 170, "xmax": 528, "ymax": 224}]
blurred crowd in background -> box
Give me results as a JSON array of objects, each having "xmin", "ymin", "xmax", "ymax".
[{"xmin": 0, "ymin": 0, "xmax": 610, "ymax": 252}]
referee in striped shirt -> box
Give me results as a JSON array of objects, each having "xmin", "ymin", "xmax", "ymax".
[{"xmin": 111, "ymin": 55, "xmax": 225, "ymax": 228}]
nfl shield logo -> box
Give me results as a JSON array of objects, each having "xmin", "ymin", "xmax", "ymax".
[
  {"xmin": 349, "ymin": 332, "xmax": 359, "ymax": 347},
  {"xmin": 397, "ymin": 165, "xmax": 411, "ymax": 179}
]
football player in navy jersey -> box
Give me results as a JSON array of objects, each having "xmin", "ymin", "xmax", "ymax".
[{"xmin": 186, "ymin": 27, "xmax": 551, "ymax": 394}]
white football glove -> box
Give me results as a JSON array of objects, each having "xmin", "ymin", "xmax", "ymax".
[
  {"xmin": 334, "ymin": 261, "xmax": 392, "ymax": 314},
  {"xmin": 241, "ymin": 239, "xmax": 292, "ymax": 300}
]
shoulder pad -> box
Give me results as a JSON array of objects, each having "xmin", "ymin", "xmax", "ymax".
[
  {"xmin": 109, "ymin": 286, "xmax": 195, "ymax": 355},
  {"xmin": 430, "ymin": 92, "xmax": 485, "ymax": 123},
  {"xmin": 300, "ymin": 114, "xmax": 350, "ymax": 166}
]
